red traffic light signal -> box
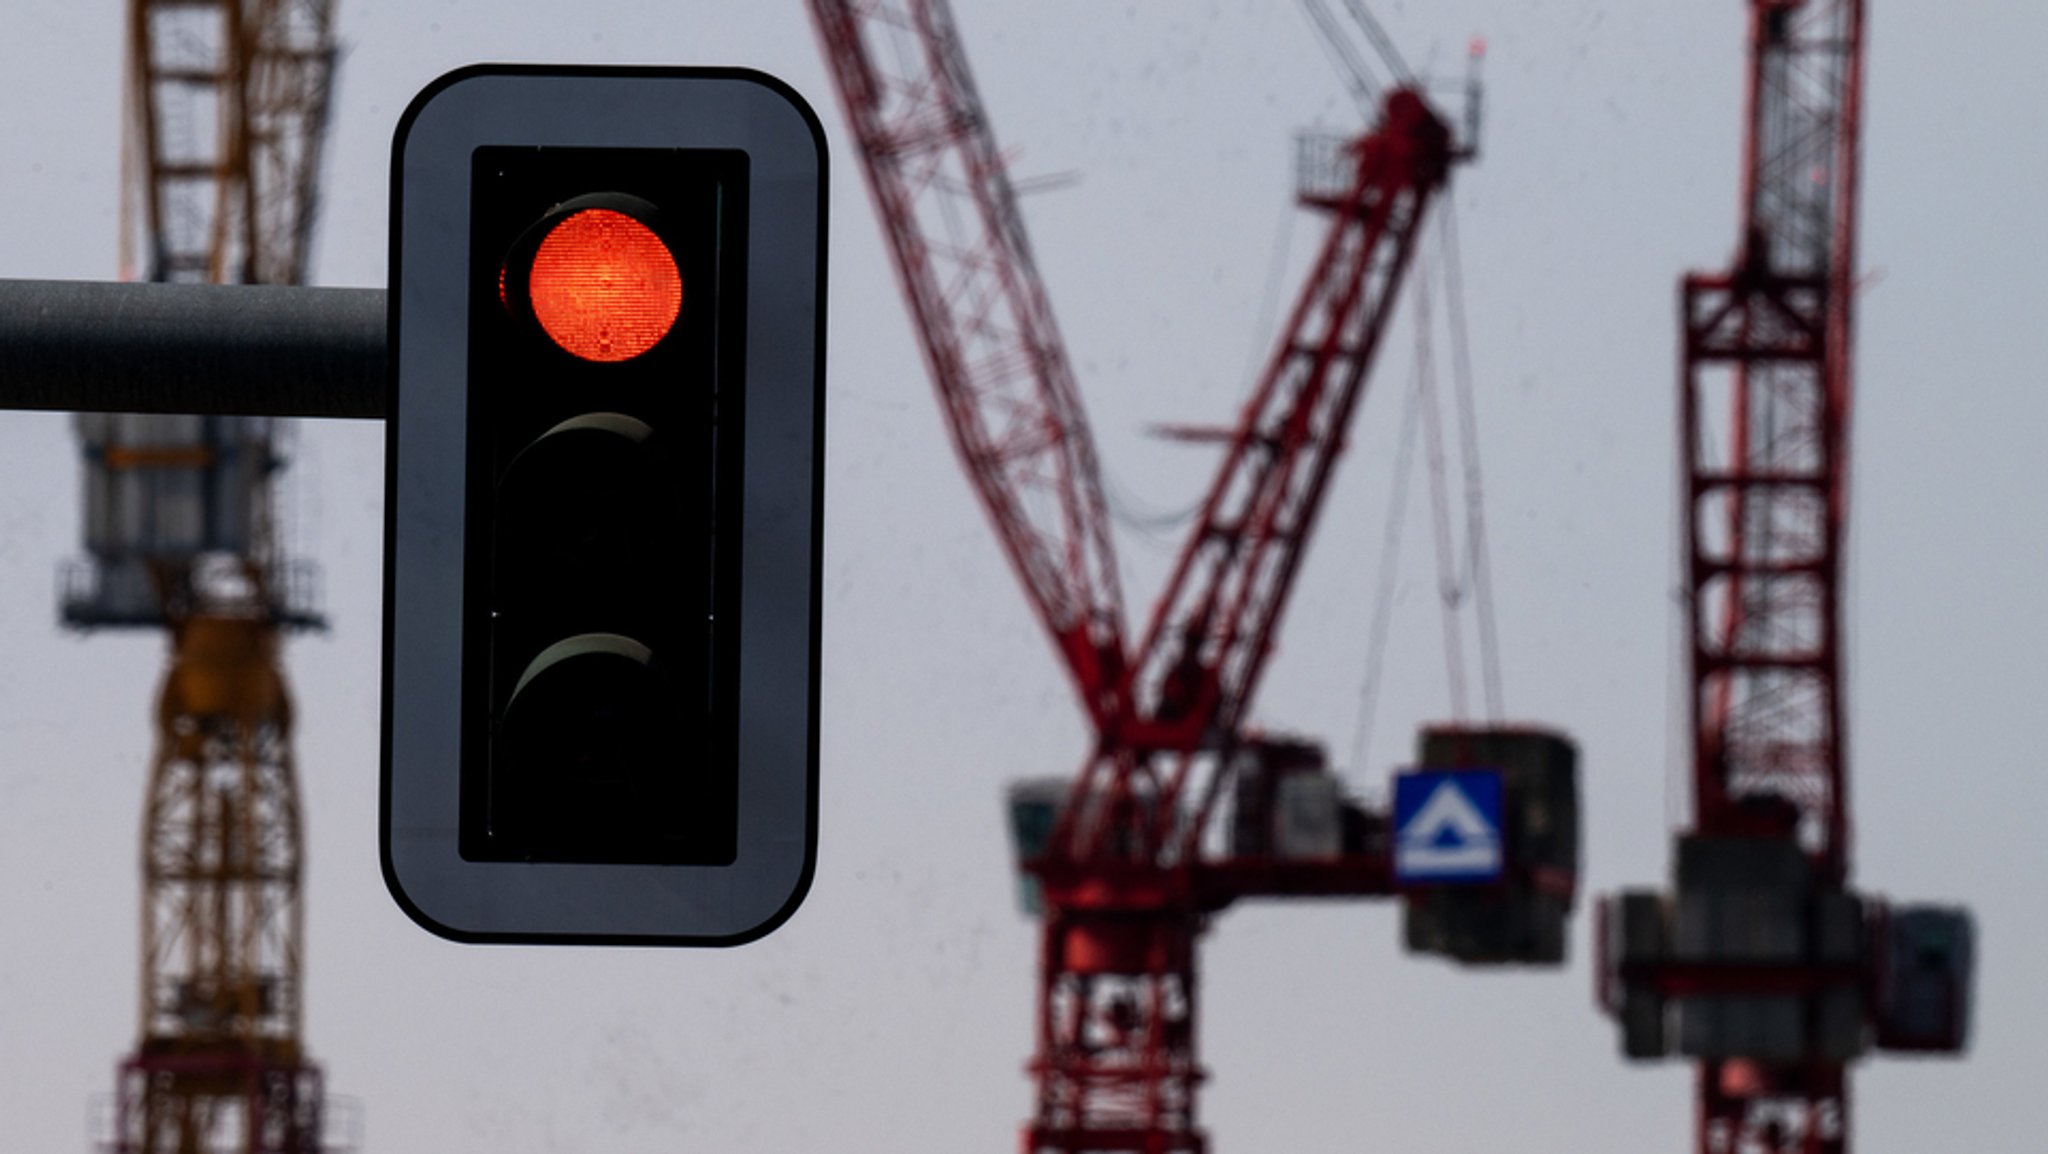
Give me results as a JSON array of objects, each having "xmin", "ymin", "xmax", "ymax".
[
  {"xmin": 464, "ymin": 145, "xmax": 745, "ymax": 869},
  {"xmin": 501, "ymin": 194, "xmax": 684, "ymax": 363}
]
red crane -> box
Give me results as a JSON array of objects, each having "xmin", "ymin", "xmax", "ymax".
[
  {"xmin": 812, "ymin": 5, "xmax": 1576, "ymax": 1152},
  {"xmin": 1597, "ymin": 4, "xmax": 1973, "ymax": 1152},
  {"xmin": 806, "ymin": 4, "xmax": 1572, "ymax": 1147}
]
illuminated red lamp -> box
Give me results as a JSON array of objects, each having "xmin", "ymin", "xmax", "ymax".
[{"xmin": 524, "ymin": 207, "xmax": 683, "ymax": 363}]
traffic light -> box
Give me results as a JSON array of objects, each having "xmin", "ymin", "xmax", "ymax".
[
  {"xmin": 469, "ymin": 153, "xmax": 743, "ymax": 868},
  {"xmin": 383, "ymin": 67, "xmax": 825, "ymax": 945}
]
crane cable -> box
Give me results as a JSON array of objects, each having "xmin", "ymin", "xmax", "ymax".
[
  {"xmin": 1440, "ymin": 202, "xmax": 1506, "ymax": 720},
  {"xmin": 1335, "ymin": 0, "xmax": 1414, "ymax": 85},
  {"xmin": 1348, "ymin": 205, "xmax": 1507, "ymax": 773},
  {"xmin": 1412, "ymin": 252, "xmax": 1473, "ymax": 723},
  {"xmin": 1298, "ymin": 0, "xmax": 1381, "ymax": 114},
  {"xmin": 1112, "ymin": 192, "xmax": 1304, "ymax": 547},
  {"xmin": 1346, "ymin": 314, "xmax": 1425, "ymax": 777},
  {"xmin": 1297, "ymin": 0, "xmax": 1413, "ymax": 116},
  {"xmin": 1417, "ymin": 206, "xmax": 1509, "ymax": 723}
]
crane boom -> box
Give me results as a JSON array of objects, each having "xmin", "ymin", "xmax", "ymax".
[
  {"xmin": 1114, "ymin": 93, "xmax": 1449, "ymax": 857},
  {"xmin": 1028, "ymin": 90, "xmax": 1457, "ymax": 1150},
  {"xmin": 808, "ymin": 0, "xmax": 1128, "ymax": 726},
  {"xmin": 813, "ymin": 8, "xmax": 1577, "ymax": 1153}
]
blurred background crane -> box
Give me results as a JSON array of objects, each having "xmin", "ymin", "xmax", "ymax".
[
  {"xmin": 810, "ymin": 3, "xmax": 1578, "ymax": 1150},
  {"xmin": 1595, "ymin": 3, "xmax": 1974, "ymax": 1152},
  {"xmin": 61, "ymin": 2, "xmax": 352, "ymax": 1151}
]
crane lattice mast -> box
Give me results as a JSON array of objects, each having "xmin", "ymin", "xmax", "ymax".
[
  {"xmin": 811, "ymin": 5, "xmax": 1576, "ymax": 1152},
  {"xmin": 1686, "ymin": 0, "xmax": 1863, "ymax": 887},
  {"xmin": 75, "ymin": 3, "xmax": 345, "ymax": 1152},
  {"xmin": 1684, "ymin": 5, "xmax": 1866, "ymax": 1138},
  {"xmin": 1598, "ymin": 5, "xmax": 1973, "ymax": 1152}
]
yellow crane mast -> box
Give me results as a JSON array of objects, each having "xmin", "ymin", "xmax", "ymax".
[{"xmin": 63, "ymin": 3, "xmax": 345, "ymax": 1152}]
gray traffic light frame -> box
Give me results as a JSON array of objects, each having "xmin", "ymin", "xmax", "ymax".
[{"xmin": 383, "ymin": 65, "xmax": 825, "ymax": 945}]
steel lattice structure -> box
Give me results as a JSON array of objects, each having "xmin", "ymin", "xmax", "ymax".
[
  {"xmin": 809, "ymin": 6, "xmax": 1571, "ymax": 1153},
  {"xmin": 123, "ymin": 0, "xmax": 337, "ymax": 287},
  {"xmin": 1601, "ymin": 5, "xmax": 1972, "ymax": 1153},
  {"xmin": 1681, "ymin": 4, "xmax": 1864, "ymax": 1148},
  {"xmin": 1028, "ymin": 94, "xmax": 1447, "ymax": 1151},
  {"xmin": 1684, "ymin": 0, "xmax": 1863, "ymax": 887},
  {"xmin": 116, "ymin": 617, "xmax": 326, "ymax": 1154},
  {"xmin": 89, "ymin": 2, "xmax": 343, "ymax": 1152},
  {"xmin": 808, "ymin": 0, "xmax": 1129, "ymax": 728}
]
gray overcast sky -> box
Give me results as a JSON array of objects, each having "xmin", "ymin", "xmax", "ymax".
[{"xmin": 0, "ymin": 2, "xmax": 2035, "ymax": 1152}]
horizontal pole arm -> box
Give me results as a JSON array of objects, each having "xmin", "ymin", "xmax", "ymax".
[{"xmin": 0, "ymin": 279, "xmax": 386, "ymax": 418}]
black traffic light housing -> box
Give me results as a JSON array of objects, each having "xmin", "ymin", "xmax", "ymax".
[
  {"xmin": 384, "ymin": 67, "xmax": 824, "ymax": 945},
  {"xmin": 466, "ymin": 150, "xmax": 745, "ymax": 867}
]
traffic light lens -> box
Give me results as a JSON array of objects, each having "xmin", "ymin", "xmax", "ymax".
[{"xmin": 528, "ymin": 208, "xmax": 683, "ymax": 362}]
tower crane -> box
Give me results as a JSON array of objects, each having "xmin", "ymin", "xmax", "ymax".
[
  {"xmin": 1595, "ymin": 3, "xmax": 1974, "ymax": 1152},
  {"xmin": 809, "ymin": 4, "xmax": 1578, "ymax": 1150},
  {"xmin": 65, "ymin": 2, "xmax": 346, "ymax": 1152}
]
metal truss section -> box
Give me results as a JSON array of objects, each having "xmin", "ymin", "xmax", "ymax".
[
  {"xmin": 105, "ymin": 1052, "xmax": 352, "ymax": 1154},
  {"xmin": 125, "ymin": 0, "xmax": 337, "ymax": 285},
  {"xmin": 107, "ymin": 612, "xmax": 346, "ymax": 1154},
  {"xmin": 808, "ymin": 0, "xmax": 1128, "ymax": 726},
  {"xmin": 1120, "ymin": 91, "xmax": 1448, "ymax": 862},
  {"xmin": 141, "ymin": 616, "xmax": 304, "ymax": 1057},
  {"xmin": 1027, "ymin": 912, "xmax": 1205, "ymax": 1154},
  {"xmin": 812, "ymin": 8, "xmax": 1520, "ymax": 1154},
  {"xmin": 1685, "ymin": 0, "xmax": 1862, "ymax": 882}
]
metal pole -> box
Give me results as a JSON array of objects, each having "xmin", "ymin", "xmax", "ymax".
[{"xmin": 0, "ymin": 279, "xmax": 385, "ymax": 418}]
